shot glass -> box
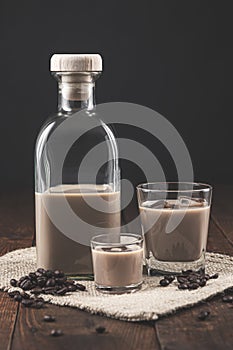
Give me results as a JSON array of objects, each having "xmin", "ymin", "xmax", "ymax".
[
  {"xmin": 91, "ymin": 233, "xmax": 143, "ymax": 293},
  {"xmin": 137, "ymin": 182, "xmax": 212, "ymax": 275}
]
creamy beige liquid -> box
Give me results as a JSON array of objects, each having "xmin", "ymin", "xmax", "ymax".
[
  {"xmin": 139, "ymin": 200, "xmax": 210, "ymax": 262},
  {"xmin": 36, "ymin": 184, "xmax": 120, "ymax": 275},
  {"xmin": 92, "ymin": 246, "xmax": 143, "ymax": 287}
]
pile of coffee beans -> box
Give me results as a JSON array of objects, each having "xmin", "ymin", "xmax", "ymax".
[
  {"xmin": 8, "ymin": 290, "xmax": 45, "ymax": 308},
  {"xmin": 159, "ymin": 269, "xmax": 219, "ymax": 291},
  {"xmin": 8, "ymin": 268, "xmax": 86, "ymax": 306}
]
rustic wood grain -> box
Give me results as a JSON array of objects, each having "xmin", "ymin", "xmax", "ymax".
[{"xmin": 11, "ymin": 304, "xmax": 159, "ymax": 350}]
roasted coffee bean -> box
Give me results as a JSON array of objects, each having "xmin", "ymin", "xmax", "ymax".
[
  {"xmin": 159, "ymin": 279, "xmax": 170, "ymax": 287},
  {"xmin": 43, "ymin": 287, "xmax": 56, "ymax": 295},
  {"xmin": 67, "ymin": 284, "xmax": 77, "ymax": 292},
  {"xmin": 14, "ymin": 294, "xmax": 22, "ymax": 302},
  {"xmin": 75, "ymin": 283, "xmax": 86, "ymax": 291},
  {"xmin": 37, "ymin": 268, "xmax": 46, "ymax": 275},
  {"xmin": 182, "ymin": 269, "xmax": 193, "ymax": 275},
  {"xmin": 43, "ymin": 315, "xmax": 56, "ymax": 322},
  {"xmin": 20, "ymin": 292, "xmax": 30, "ymax": 299},
  {"xmin": 45, "ymin": 270, "xmax": 54, "ymax": 278},
  {"xmin": 222, "ymin": 295, "xmax": 233, "ymax": 303},
  {"xmin": 37, "ymin": 277, "xmax": 47, "ymax": 287},
  {"xmin": 29, "ymin": 272, "xmax": 37, "ymax": 280},
  {"xmin": 177, "ymin": 276, "xmax": 187, "ymax": 284},
  {"xmin": 188, "ymin": 276, "xmax": 198, "ymax": 283},
  {"xmin": 95, "ymin": 326, "xmax": 106, "ymax": 334},
  {"xmin": 56, "ymin": 287, "xmax": 68, "ymax": 296},
  {"xmin": 46, "ymin": 278, "xmax": 56, "ymax": 287},
  {"xmin": 54, "ymin": 270, "xmax": 64, "ymax": 278},
  {"xmin": 22, "ymin": 299, "xmax": 34, "ymax": 307},
  {"xmin": 8, "ymin": 291, "xmax": 20, "ymax": 298},
  {"xmin": 165, "ymin": 275, "xmax": 175, "ymax": 283},
  {"xmin": 198, "ymin": 310, "xmax": 210, "ymax": 320},
  {"xmin": 10, "ymin": 279, "xmax": 18, "ymax": 287},
  {"xmin": 21, "ymin": 280, "xmax": 33, "ymax": 291},
  {"xmin": 31, "ymin": 287, "xmax": 43, "ymax": 295},
  {"xmin": 188, "ymin": 283, "xmax": 199, "ymax": 290},
  {"xmin": 50, "ymin": 329, "xmax": 63, "ymax": 337},
  {"xmin": 210, "ymin": 273, "xmax": 219, "ymax": 279},
  {"xmin": 178, "ymin": 283, "xmax": 188, "ymax": 290},
  {"xmin": 204, "ymin": 274, "xmax": 210, "ymax": 280},
  {"xmin": 199, "ymin": 279, "xmax": 207, "ymax": 287}
]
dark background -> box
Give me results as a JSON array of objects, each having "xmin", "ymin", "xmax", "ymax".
[{"xmin": 0, "ymin": 0, "xmax": 232, "ymax": 192}]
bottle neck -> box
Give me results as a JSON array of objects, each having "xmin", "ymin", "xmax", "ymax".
[{"xmin": 54, "ymin": 72, "xmax": 100, "ymax": 114}]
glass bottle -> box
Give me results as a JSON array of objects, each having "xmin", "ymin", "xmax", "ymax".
[{"xmin": 35, "ymin": 54, "xmax": 120, "ymax": 278}]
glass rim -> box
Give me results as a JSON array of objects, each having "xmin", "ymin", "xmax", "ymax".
[
  {"xmin": 136, "ymin": 182, "xmax": 212, "ymax": 193},
  {"xmin": 91, "ymin": 233, "xmax": 143, "ymax": 246}
]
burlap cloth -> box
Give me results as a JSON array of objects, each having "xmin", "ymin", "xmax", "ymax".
[{"xmin": 0, "ymin": 247, "xmax": 233, "ymax": 322}]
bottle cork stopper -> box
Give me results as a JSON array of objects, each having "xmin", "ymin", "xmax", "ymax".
[{"xmin": 50, "ymin": 54, "xmax": 102, "ymax": 72}]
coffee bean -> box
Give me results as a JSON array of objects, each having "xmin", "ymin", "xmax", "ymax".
[
  {"xmin": 46, "ymin": 278, "xmax": 56, "ymax": 287},
  {"xmin": 56, "ymin": 287, "xmax": 68, "ymax": 296},
  {"xmin": 188, "ymin": 276, "xmax": 198, "ymax": 283},
  {"xmin": 50, "ymin": 329, "xmax": 63, "ymax": 337},
  {"xmin": 37, "ymin": 268, "xmax": 46, "ymax": 275},
  {"xmin": 14, "ymin": 294, "xmax": 22, "ymax": 302},
  {"xmin": 43, "ymin": 315, "xmax": 56, "ymax": 322},
  {"xmin": 198, "ymin": 310, "xmax": 210, "ymax": 320},
  {"xmin": 31, "ymin": 287, "xmax": 43, "ymax": 295},
  {"xmin": 210, "ymin": 273, "xmax": 219, "ymax": 279},
  {"xmin": 178, "ymin": 284, "xmax": 188, "ymax": 290},
  {"xmin": 160, "ymin": 279, "xmax": 170, "ymax": 287},
  {"xmin": 54, "ymin": 270, "xmax": 64, "ymax": 278},
  {"xmin": 45, "ymin": 270, "xmax": 54, "ymax": 278},
  {"xmin": 67, "ymin": 284, "xmax": 77, "ymax": 292},
  {"xmin": 20, "ymin": 280, "xmax": 33, "ymax": 291},
  {"xmin": 20, "ymin": 292, "xmax": 30, "ymax": 299},
  {"xmin": 95, "ymin": 326, "xmax": 106, "ymax": 334},
  {"xmin": 177, "ymin": 277, "xmax": 187, "ymax": 284},
  {"xmin": 222, "ymin": 295, "xmax": 233, "ymax": 303},
  {"xmin": 75, "ymin": 283, "xmax": 86, "ymax": 291},
  {"xmin": 22, "ymin": 299, "xmax": 34, "ymax": 307},
  {"xmin": 182, "ymin": 269, "xmax": 193, "ymax": 275},
  {"xmin": 10, "ymin": 279, "xmax": 18, "ymax": 287},
  {"xmin": 34, "ymin": 297, "xmax": 45, "ymax": 303},
  {"xmin": 8, "ymin": 291, "xmax": 20, "ymax": 298},
  {"xmin": 29, "ymin": 273, "xmax": 37, "ymax": 280},
  {"xmin": 199, "ymin": 279, "xmax": 207, "ymax": 287},
  {"xmin": 188, "ymin": 283, "xmax": 199, "ymax": 290},
  {"xmin": 204, "ymin": 274, "xmax": 210, "ymax": 280},
  {"xmin": 37, "ymin": 277, "xmax": 47, "ymax": 287},
  {"xmin": 165, "ymin": 275, "xmax": 175, "ymax": 283}
]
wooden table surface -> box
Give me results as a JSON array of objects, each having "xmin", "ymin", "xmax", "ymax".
[{"xmin": 0, "ymin": 185, "xmax": 233, "ymax": 350}]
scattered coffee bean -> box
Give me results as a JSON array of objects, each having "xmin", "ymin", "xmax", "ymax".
[
  {"xmin": 199, "ymin": 279, "xmax": 206, "ymax": 287},
  {"xmin": 198, "ymin": 310, "xmax": 210, "ymax": 320},
  {"xmin": 50, "ymin": 329, "xmax": 63, "ymax": 337},
  {"xmin": 160, "ymin": 279, "xmax": 170, "ymax": 287},
  {"xmin": 10, "ymin": 279, "xmax": 18, "ymax": 287},
  {"xmin": 43, "ymin": 315, "xmax": 56, "ymax": 322},
  {"xmin": 178, "ymin": 283, "xmax": 188, "ymax": 290},
  {"xmin": 165, "ymin": 275, "xmax": 175, "ymax": 283},
  {"xmin": 56, "ymin": 287, "xmax": 68, "ymax": 296},
  {"xmin": 188, "ymin": 283, "xmax": 199, "ymax": 290},
  {"xmin": 95, "ymin": 326, "xmax": 106, "ymax": 334},
  {"xmin": 210, "ymin": 273, "xmax": 219, "ymax": 279},
  {"xmin": 222, "ymin": 295, "xmax": 233, "ymax": 303},
  {"xmin": 14, "ymin": 294, "xmax": 22, "ymax": 302},
  {"xmin": 75, "ymin": 283, "xmax": 86, "ymax": 291},
  {"xmin": 8, "ymin": 291, "xmax": 20, "ymax": 298}
]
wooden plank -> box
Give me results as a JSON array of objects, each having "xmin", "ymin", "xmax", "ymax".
[
  {"xmin": 0, "ymin": 191, "xmax": 33, "ymax": 350},
  {"xmin": 11, "ymin": 304, "xmax": 159, "ymax": 350},
  {"xmin": 211, "ymin": 185, "xmax": 233, "ymax": 247},
  {"xmin": 154, "ymin": 214, "xmax": 233, "ymax": 350}
]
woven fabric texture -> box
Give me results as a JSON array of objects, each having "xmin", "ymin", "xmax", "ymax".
[{"xmin": 0, "ymin": 247, "xmax": 233, "ymax": 322}]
